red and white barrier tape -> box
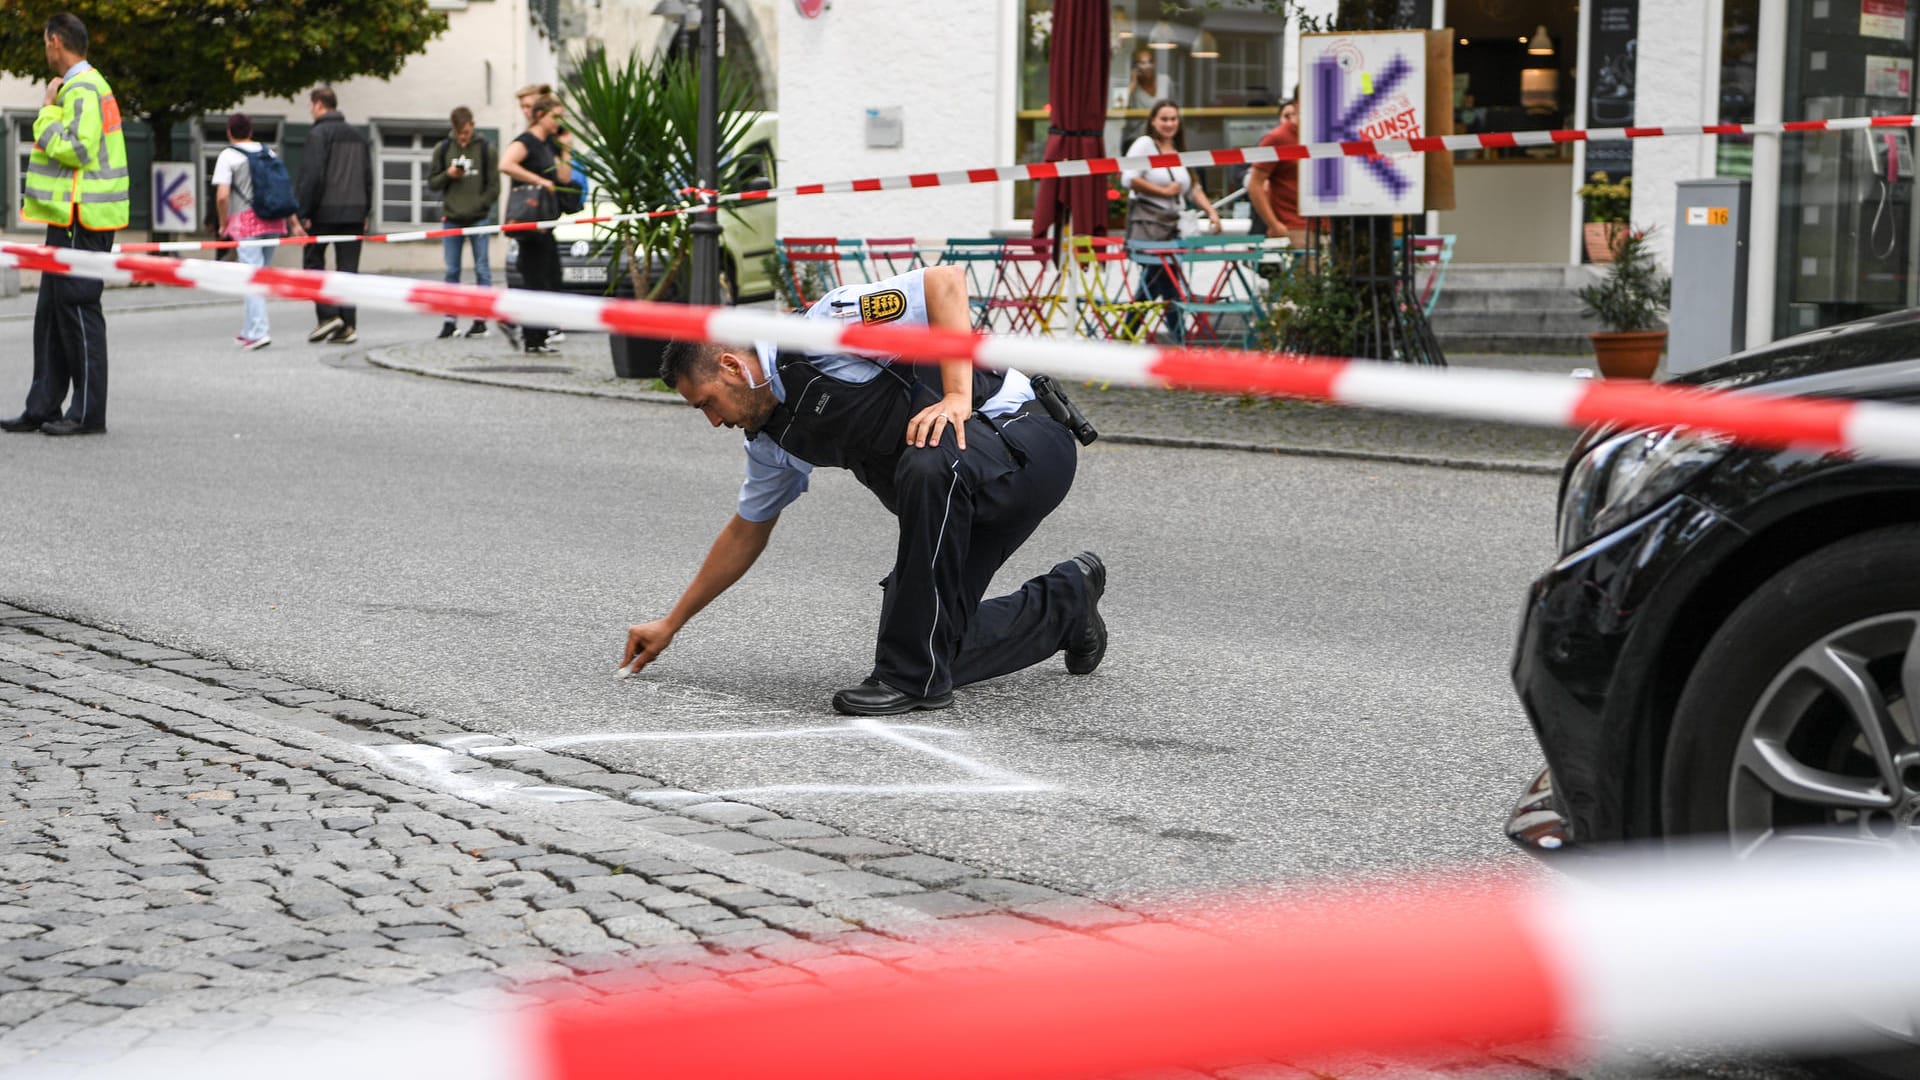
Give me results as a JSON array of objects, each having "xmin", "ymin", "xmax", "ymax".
[
  {"xmin": 46, "ymin": 852, "xmax": 1920, "ymax": 1078},
  {"xmin": 112, "ymin": 112, "xmax": 1920, "ymax": 254},
  {"xmin": 722, "ymin": 112, "xmax": 1920, "ymax": 202},
  {"xmin": 113, "ymin": 203, "xmax": 713, "ymax": 255},
  {"xmin": 6, "ymin": 240, "xmax": 1919, "ymax": 464}
]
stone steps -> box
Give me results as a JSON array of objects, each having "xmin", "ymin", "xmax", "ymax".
[{"xmin": 1431, "ymin": 263, "xmax": 1603, "ymax": 356}]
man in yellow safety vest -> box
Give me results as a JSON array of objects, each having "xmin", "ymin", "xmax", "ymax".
[{"xmin": 3, "ymin": 12, "xmax": 129, "ymax": 436}]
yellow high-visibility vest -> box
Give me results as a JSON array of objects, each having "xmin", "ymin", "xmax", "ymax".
[{"xmin": 22, "ymin": 65, "xmax": 130, "ymax": 231}]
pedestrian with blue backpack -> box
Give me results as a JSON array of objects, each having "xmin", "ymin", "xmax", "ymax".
[{"xmin": 214, "ymin": 112, "xmax": 301, "ymax": 350}]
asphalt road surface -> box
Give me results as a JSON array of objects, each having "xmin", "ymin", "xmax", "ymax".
[{"xmin": 2, "ymin": 298, "xmax": 1560, "ymax": 905}]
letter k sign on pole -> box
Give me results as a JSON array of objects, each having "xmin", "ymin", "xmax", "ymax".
[
  {"xmin": 151, "ymin": 160, "xmax": 197, "ymax": 233},
  {"xmin": 1299, "ymin": 31, "xmax": 1428, "ymax": 218}
]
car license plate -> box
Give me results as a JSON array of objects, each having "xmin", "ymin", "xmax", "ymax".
[{"xmin": 563, "ymin": 266, "xmax": 607, "ymax": 283}]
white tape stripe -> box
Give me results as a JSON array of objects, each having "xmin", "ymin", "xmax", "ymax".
[
  {"xmin": 1332, "ymin": 363, "xmax": 1586, "ymax": 429},
  {"xmin": 1844, "ymin": 400, "xmax": 1920, "ymax": 463},
  {"xmin": 1509, "ymin": 130, "xmax": 1559, "ymax": 147},
  {"xmin": 1531, "ymin": 857, "xmax": 1920, "ymax": 1051}
]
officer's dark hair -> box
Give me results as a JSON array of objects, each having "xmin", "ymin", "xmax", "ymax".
[
  {"xmin": 309, "ymin": 86, "xmax": 338, "ymax": 110},
  {"xmin": 227, "ymin": 113, "xmax": 252, "ymax": 140},
  {"xmin": 44, "ymin": 13, "xmax": 87, "ymax": 57},
  {"xmin": 659, "ymin": 341, "xmax": 725, "ymax": 389}
]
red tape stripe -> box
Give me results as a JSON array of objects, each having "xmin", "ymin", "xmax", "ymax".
[
  {"xmin": 535, "ymin": 882, "xmax": 1565, "ymax": 1080},
  {"xmin": 1571, "ymin": 382, "xmax": 1855, "ymax": 448}
]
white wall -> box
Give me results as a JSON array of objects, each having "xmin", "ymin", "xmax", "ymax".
[
  {"xmin": 776, "ymin": 0, "xmax": 1010, "ymax": 239},
  {"xmin": 1629, "ymin": 0, "xmax": 1724, "ymax": 269}
]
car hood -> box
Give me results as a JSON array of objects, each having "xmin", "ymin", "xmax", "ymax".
[{"xmin": 1673, "ymin": 309, "xmax": 1920, "ymax": 401}]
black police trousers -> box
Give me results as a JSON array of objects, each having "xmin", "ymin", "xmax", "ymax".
[
  {"xmin": 871, "ymin": 406, "xmax": 1089, "ymax": 699},
  {"xmin": 23, "ymin": 223, "xmax": 112, "ymax": 430}
]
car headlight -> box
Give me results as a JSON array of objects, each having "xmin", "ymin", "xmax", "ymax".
[
  {"xmin": 506, "ymin": 239, "xmax": 519, "ymax": 259},
  {"xmin": 1557, "ymin": 428, "xmax": 1731, "ymax": 553}
]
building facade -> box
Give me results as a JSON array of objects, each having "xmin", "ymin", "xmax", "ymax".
[
  {"xmin": 1, "ymin": 0, "xmax": 565, "ymax": 240},
  {"xmin": 777, "ymin": 0, "xmax": 1917, "ymax": 349}
]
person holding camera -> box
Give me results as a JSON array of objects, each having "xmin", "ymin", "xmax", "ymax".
[{"xmin": 428, "ymin": 106, "xmax": 500, "ymax": 339}]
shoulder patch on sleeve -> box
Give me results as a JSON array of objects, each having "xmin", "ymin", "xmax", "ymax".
[{"xmin": 858, "ymin": 288, "xmax": 908, "ymax": 325}]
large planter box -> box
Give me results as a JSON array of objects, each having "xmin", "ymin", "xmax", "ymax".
[{"xmin": 610, "ymin": 335, "xmax": 668, "ymax": 379}]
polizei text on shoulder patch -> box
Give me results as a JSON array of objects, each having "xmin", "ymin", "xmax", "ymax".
[{"xmin": 858, "ymin": 289, "xmax": 908, "ymax": 324}]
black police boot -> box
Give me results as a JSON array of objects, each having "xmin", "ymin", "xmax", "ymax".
[
  {"xmin": 1065, "ymin": 551, "xmax": 1107, "ymax": 675},
  {"xmin": 831, "ymin": 678, "xmax": 953, "ymax": 716}
]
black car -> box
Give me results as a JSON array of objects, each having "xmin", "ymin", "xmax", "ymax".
[{"xmin": 1508, "ymin": 309, "xmax": 1920, "ymax": 856}]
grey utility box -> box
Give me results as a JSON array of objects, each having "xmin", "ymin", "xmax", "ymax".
[{"xmin": 1667, "ymin": 178, "xmax": 1751, "ymax": 375}]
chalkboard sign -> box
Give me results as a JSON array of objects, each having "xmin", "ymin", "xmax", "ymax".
[{"xmin": 1585, "ymin": 0, "xmax": 1638, "ymax": 181}]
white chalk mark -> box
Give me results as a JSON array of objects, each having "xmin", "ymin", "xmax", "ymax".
[
  {"xmin": 713, "ymin": 782, "xmax": 1051, "ymax": 798},
  {"xmin": 535, "ymin": 723, "xmax": 947, "ymax": 749},
  {"xmin": 364, "ymin": 743, "xmax": 605, "ymax": 805},
  {"xmin": 848, "ymin": 716, "xmax": 1041, "ymax": 788}
]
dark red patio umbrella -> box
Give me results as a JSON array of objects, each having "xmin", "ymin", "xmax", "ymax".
[{"xmin": 1030, "ymin": 0, "xmax": 1111, "ymax": 243}]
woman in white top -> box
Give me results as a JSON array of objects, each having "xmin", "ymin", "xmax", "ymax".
[{"xmin": 1121, "ymin": 100, "xmax": 1219, "ymax": 342}]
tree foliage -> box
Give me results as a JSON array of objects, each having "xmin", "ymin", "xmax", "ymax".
[
  {"xmin": 565, "ymin": 48, "xmax": 756, "ymax": 302},
  {"xmin": 0, "ymin": 0, "xmax": 448, "ymax": 150}
]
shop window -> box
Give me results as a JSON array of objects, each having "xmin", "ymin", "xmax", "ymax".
[
  {"xmin": 1013, "ymin": 0, "xmax": 1288, "ymax": 222},
  {"xmin": 1450, "ymin": 0, "xmax": 1578, "ymax": 162},
  {"xmin": 377, "ymin": 128, "xmax": 443, "ymax": 227},
  {"xmin": 1772, "ymin": 0, "xmax": 1918, "ymax": 338}
]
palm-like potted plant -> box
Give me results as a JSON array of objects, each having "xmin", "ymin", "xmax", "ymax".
[
  {"xmin": 565, "ymin": 48, "xmax": 757, "ymax": 377},
  {"xmin": 1578, "ymin": 226, "xmax": 1671, "ymax": 379},
  {"xmin": 1578, "ymin": 172, "xmax": 1631, "ymax": 263}
]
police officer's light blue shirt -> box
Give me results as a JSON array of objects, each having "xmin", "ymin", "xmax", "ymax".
[{"xmin": 736, "ymin": 268, "xmax": 1034, "ymax": 522}]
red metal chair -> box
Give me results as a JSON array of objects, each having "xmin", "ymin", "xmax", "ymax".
[
  {"xmin": 777, "ymin": 237, "xmax": 869, "ymax": 311},
  {"xmin": 983, "ymin": 237, "xmax": 1060, "ymax": 336},
  {"xmin": 864, "ymin": 236, "xmax": 925, "ymax": 279}
]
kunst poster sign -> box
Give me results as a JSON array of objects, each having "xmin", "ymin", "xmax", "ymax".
[{"xmin": 1299, "ymin": 31, "xmax": 1427, "ymax": 217}]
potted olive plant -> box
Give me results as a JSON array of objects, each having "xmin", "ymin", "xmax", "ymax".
[
  {"xmin": 1578, "ymin": 172, "xmax": 1631, "ymax": 264},
  {"xmin": 1577, "ymin": 226, "xmax": 1671, "ymax": 379},
  {"xmin": 565, "ymin": 48, "xmax": 756, "ymax": 378}
]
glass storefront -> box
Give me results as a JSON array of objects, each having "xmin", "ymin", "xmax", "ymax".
[
  {"xmin": 1772, "ymin": 0, "xmax": 1918, "ymax": 337},
  {"xmin": 1447, "ymin": 0, "xmax": 1579, "ymax": 162},
  {"xmin": 1013, "ymin": 0, "xmax": 1289, "ymax": 223}
]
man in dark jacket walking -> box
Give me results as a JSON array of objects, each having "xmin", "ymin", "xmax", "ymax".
[
  {"xmin": 296, "ymin": 86, "xmax": 372, "ymax": 345},
  {"xmin": 427, "ymin": 106, "xmax": 499, "ymax": 338}
]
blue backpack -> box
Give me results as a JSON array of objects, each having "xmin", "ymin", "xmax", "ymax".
[{"xmin": 243, "ymin": 146, "xmax": 298, "ymax": 220}]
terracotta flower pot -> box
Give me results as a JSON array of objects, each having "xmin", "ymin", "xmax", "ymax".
[
  {"xmin": 1584, "ymin": 222, "xmax": 1624, "ymax": 264},
  {"xmin": 1589, "ymin": 329, "xmax": 1667, "ymax": 380}
]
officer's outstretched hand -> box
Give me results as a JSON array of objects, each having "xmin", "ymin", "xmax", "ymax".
[
  {"xmin": 620, "ymin": 619, "xmax": 675, "ymax": 676},
  {"xmin": 907, "ymin": 392, "xmax": 971, "ymax": 450}
]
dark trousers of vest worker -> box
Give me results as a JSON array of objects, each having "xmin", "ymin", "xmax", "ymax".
[
  {"xmin": 872, "ymin": 408, "xmax": 1089, "ymax": 698},
  {"xmin": 23, "ymin": 223, "xmax": 113, "ymax": 429},
  {"xmin": 301, "ymin": 221, "xmax": 363, "ymax": 328}
]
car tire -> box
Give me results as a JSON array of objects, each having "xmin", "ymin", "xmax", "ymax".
[
  {"xmin": 1663, "ymin": 524, "xmax": 1920, "ymax": 1074},
  {"xmin": 1663, "ymin": 523, "xmax": 1920, "ymax": 837}
]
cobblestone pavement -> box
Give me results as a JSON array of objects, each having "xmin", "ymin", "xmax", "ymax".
[
  {"xmin": 368, "ymin": 338, "xmax": 1582, "ymax": 474},
  {"xmin": 0, "ymin": 602, "xmax": 1811, "ymax": 1079}
]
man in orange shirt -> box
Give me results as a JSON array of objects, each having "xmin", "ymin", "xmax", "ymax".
[{"xmin": 1246, "ymin": 98, "xmax": 1308, "ymax": 248}]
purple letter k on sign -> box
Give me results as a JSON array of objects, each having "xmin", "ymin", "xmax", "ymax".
[
  {"xmin": 153, "ymin": 166, "xmax": 192, "ymax": 229},
  {"xmin": 1311, "ymin": 51, "xmax": 1416, "ymax": 209}
]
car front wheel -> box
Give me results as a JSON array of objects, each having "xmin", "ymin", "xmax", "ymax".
[{"xmin": 1665, "ymin": 523, "xmax": 1920, "ymax": 847}]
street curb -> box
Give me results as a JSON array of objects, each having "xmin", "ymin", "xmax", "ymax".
[{"xmin": 367, "ymin": 347, "xmax": 1564, "ymax": 477}]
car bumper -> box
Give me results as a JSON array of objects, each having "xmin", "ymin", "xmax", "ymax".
[{"xmin": 1510, "ymin": 494, "xmax": 1737, "ymax": 844}]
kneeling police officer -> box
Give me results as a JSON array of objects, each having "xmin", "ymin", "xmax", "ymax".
[{"xmin": 620, "ymin": 265, "xmax": 1105, "ymax": 715}]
